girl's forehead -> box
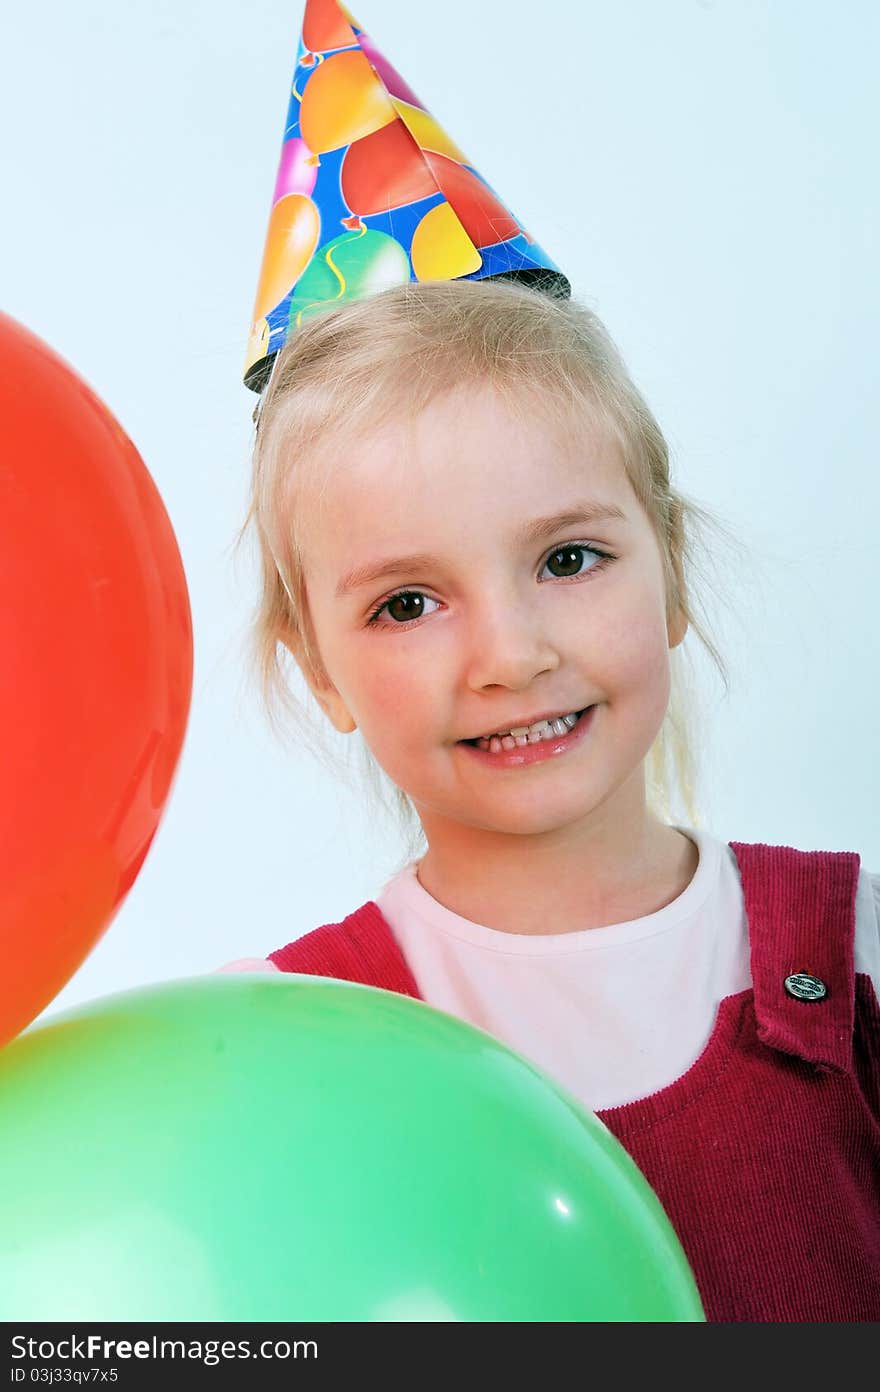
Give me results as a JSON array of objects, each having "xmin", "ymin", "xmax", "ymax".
[
  {"xmin": 292, "ymin": 400, "xmax": 632, "ymax": 578},
  {"xmin": 299, "ymin": 385, "xmax": 623, "ymax": 513},
  {"xmin": 398, "ymin": 382, "xmax": 613, "ymax": 452}
]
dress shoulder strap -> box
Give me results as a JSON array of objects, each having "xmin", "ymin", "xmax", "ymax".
[
  {"xmin": 728, "ymin": 840, "xmax": 861, "ymax": 1074},
  {"xmin": 268, "ymin": 900, "xmax": 422, "ymax": 999}
]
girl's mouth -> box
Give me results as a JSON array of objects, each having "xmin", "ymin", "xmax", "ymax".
[{"xmin": 458, "ymin": 705, "xmax": 597, "ymax": 768}]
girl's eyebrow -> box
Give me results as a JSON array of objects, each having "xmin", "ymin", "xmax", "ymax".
[{"xmin": 334, "ymin": 502, "xmax": 628, "ymax": 598}]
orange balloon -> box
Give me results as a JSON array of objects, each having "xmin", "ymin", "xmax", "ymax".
[
  {"xmin": 0, "ymin": 313, "xmax": 193, "ymax": 1046},
  {"xmin": 252, "ymin": 193, "xmax": 321, "ymax": 324},
  {"xmin": 302, "ymin": 0, "xmax": 356, "ymax": 53},
  {"xmin": 300, "ymin": 49, "xmax": 396, "ymax": 155}
]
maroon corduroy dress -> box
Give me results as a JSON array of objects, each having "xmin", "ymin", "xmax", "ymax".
[{"xmin": 268, "ymin": 841, "xmax": 880, "ymax": 1322}]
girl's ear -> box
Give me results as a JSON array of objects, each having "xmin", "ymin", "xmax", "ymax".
[
  {"xmin": 665, "ymin": 516, "xmax": 689, "ymax": 649},
  {"xmin": 308, "ymin": 681, "xmax": 358, "ymax": 735},
  {"xmin": 277, "ymin": 623, "xmax": 357, "ymax": 734},
  {"xmin": 667, "ymin": 604, "xmax": 689, "ymax": 649}
]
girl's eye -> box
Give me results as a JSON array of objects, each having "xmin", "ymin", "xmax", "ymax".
[
  {"xmin": 366, "ymin": 591, "xmax": 440, "ymax": 627},
  {"xmin": 539, "ymin": 543, "xmax": 613, "ymax": 581},
  {"xmin": 366, "ymin": 544, "xmax": 614, "ymax": 628}
]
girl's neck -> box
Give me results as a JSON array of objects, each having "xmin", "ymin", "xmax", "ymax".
[{"xmin": 414, "ymin": 815, "xmax": 699, "ymax": 936}]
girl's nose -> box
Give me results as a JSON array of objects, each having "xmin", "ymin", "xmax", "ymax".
[{"xmin": 464, "ymin": 602, "xmax": 561, "ymax": 692}]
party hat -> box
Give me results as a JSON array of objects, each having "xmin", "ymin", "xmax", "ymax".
[{"xmin": 244, "ymin": 0, "xmax": 570, "ymax": 392}]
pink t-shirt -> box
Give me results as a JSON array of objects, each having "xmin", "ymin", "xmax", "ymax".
[{"xmin": 215, "ymin": 824, "xmax": 880, "ymax": 1113}]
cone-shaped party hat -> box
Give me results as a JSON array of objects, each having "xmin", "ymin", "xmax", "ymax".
[{"xmin": 244, "ymin": 0, "xmax": 570, "ymax": 391}]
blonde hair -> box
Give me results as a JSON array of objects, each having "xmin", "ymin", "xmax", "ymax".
[{"xmin": 236, "ymin": 278, "xmax": 739, "ymax": 862}]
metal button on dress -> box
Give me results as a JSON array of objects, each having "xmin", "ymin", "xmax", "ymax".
[{"xmin": 784, "ymin": 972, "xmax": 828, "ymax": 1002}]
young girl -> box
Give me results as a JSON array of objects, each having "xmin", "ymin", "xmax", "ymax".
[{"xmin": 222, "ymin": 278, "xmax": 880, "ymax": 1322}]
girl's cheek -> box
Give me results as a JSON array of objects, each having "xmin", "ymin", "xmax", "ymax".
[
  {"xmin": 591, "ymin": 606, "xmax": 670, "ymax": 682},
  {"xmin": 360, "ymin": 667, "xmax": 422, "ymax": 724},
  {"xmin": 360, "ymin": 635, "xmax": 440, "ymax": 685}
]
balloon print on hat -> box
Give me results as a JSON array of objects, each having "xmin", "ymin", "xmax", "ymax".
[
  {"xmin": 411, "ymin": 204, "xmax": 483, "ymax": 281},
  {"xmin": 422, "ymin": 151, "xmax": 520, "ymax": 249},
  {"xmin": 302, "ymin": 0, "xmax": 358, "ymax": 53},
  {"xmin": 244, "ymin": 0, "xmax": 570, "ymax": 391},
  {"xmin": 288, "ymin": 225, "xmax": 411, "ymax": 326},
  {"xmin": 299, "ymin": 48, "xmax": 396, "ymax": 154},
  {"xmin": 251, "ymin": 192, "xmax": 321, "ymax": 326},
  {"xmin": 272, "ymin": 136, "xmax": 319, "ymax": 205},
  {"xmin": 340, "ymin": 118, "xmax": 437, "ymax": 216}
]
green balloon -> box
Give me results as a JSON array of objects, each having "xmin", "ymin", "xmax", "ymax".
[
  {"xmin": 0, "ymin": 977, "xmax": 704, "ymax": 1321},
  {"xmin": 288, "ymin": 228, "xmax": 411, "ymax": 325}
]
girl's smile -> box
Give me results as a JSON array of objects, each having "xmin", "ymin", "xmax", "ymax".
[{"xmin": 457, "ymin": 703, "xmax": 598, "ymax": 766}]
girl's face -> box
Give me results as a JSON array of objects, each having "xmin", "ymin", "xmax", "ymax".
[{"xmin": 292, "ymin": 383, "xmax": 686, "ymax": 843}]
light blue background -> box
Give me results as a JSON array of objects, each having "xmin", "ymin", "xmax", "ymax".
[{"xmin": 3, "ymin": 1, "xmax": 877, "ymax": 1021}]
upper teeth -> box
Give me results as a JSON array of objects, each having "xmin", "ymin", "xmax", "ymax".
[{"xmin": 481, "ymin": 711, "xmax": 580, "ymax": 742}]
